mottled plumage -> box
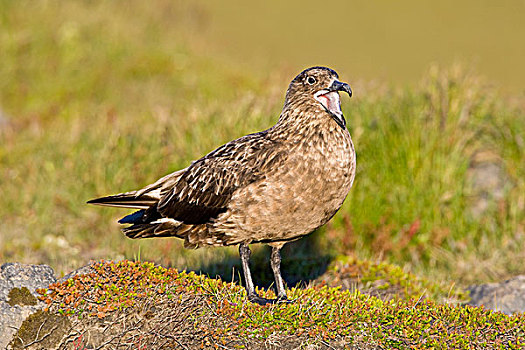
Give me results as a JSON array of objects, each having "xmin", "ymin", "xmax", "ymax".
[{"xmin": 88, "ymin": 66, "xmax": 355, "ymax": 304}]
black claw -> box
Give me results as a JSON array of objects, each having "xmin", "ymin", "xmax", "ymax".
[
  {"xmin": 246, "ymin": 293, "xmax": 294, "ymax": 305},
  {"xmin": 277, "ymin": 296, "xmax": 292, "ymax": 304},
  {"xmin": 248, "ymin": 293, "xmax": 274, "ymax": 306}
]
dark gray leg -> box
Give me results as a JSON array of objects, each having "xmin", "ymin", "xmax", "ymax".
[
  {"xmin": 270, "ymin": 245, "xmax": 288, "ymax": 300},
  {"xmin": 239, "ymin": 243, "xmax": 270, "ymax": 305},
  {"xmin": 239, "ymin": 243, "xmax": 255, "ymax": 297}
]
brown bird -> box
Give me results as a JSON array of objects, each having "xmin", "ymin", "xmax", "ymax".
[{"xmin": 88, "ymin": 66, "xmax": 355, "ymax": 304}]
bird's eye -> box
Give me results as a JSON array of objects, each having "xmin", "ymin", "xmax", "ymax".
[{"xmin": 307, "ymin": 76, "xmax": 316, "ymax": 85}]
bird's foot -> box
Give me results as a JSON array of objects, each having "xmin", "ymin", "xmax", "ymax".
[
  {"xmin": 276, "ymin": 295, "xmax": 293, "ymax": 304},
  {"xmin": 247, "ymin": 293, "xmax": 274, "ymax": 305},
  {"xmin": 247, "ymin": 293, "xmax": 293, "ymax": 305}
]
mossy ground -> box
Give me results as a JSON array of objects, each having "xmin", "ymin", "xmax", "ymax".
[
  {"xmin": 29, "ymin": 260, "xmax": 524, "ymax": 349},
  {"xmin": 318, "ymin": 256, "xmax": 467, "ymax": 304}
]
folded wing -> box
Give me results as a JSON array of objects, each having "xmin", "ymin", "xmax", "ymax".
[{"xmin": 88, "ymin": 131, "xmax": 287, "ymax": 240}]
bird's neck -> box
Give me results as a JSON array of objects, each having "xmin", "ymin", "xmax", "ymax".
[
  {"xmin": 271, "ymin": 106, "xmax": 345, "ymax": 142},
  {"xmin": 278, "ymin": 99, "xmax": 322, "ymax": 126}
]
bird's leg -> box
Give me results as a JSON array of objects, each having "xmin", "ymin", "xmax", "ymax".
[
  {"xmin": 239, "ymin": 243, "xmax": 255, "ymax": 296},
  {"xmin": 270, "ymin": 244, "xmax": 288, "ymax": 301},
  {"xmin": 239, "ymin": 243, "xmax": 270, "ymax": 305}
]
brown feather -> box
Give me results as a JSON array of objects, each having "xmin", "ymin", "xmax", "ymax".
[{"xmin": 86, "ymin": 191, "xmax": 157, "ymax": 209}]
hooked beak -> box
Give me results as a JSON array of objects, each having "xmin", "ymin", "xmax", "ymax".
[
  {"xmin": 328, "ymin": 80, "xmax": 352, "ymax": 97},
  {"xmin": 314, "ymin": 79, "xmax": 352, "ymax": 129}
]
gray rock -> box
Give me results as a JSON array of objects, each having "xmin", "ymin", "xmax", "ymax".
[
  {"xmin": 467, "ymin": 153, "xmax": 507, "ymax": 218},
  {"xmin": 0, "ymin": 263, "xmax": 56, "ymax": 301},
  {"xmin": 467, "ymin": 275, "xmax": 525, "ymax": 315},
  {"xmin": 0, "ymin": 263, "xmax": 56, "ymax": 349},
  {"xmin": 58, "ymin": 264, "xmax": 95, "ymax": 283}
]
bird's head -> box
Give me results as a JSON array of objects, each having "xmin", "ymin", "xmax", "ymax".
[{"xmin": 284, "ymin": 66, "xmax": 352, "ymax": 129}]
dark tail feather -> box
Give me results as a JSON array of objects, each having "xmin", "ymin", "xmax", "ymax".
[
  {"xmin": 118, "ymin": 209, "xmax": 146, "ymax": 224},
  {"xmin": 89, "ymin": 190, "xmax": 200, "ymax": 243},
  {"xmin": 123, "ymin": 220, "xmax": 192, "ymax": 239},
  {"xmin": 123, "ymin": 224, "xmax": 158, "ymax": 238},
  {"xmin": 87, "ymin": 191, "xmax": 157, "ymax": 209}
]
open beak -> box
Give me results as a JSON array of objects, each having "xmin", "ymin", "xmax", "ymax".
[
  {"xmin": 314, "ymin": 79, "xmax": 352, "ymax": 129},
  {"xmin": 328, "ymin": 80, "xmax": 352, "ymax": 97}
]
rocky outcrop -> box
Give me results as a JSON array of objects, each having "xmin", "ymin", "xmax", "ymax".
[
  {"xmin": 0, "ymin": 263, "xmax": 56, "ymax": 349},
  {"xmin": 467, "ymin": 275, "xmax": 525, "ymax": 315}
]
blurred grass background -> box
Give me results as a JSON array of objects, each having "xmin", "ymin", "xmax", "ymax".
[{"xmin": 0, "ymin": 0, "xmax": 524, "ymax": 289}]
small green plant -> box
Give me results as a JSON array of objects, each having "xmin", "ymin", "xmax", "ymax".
[{"xmin": 35, "ymin": 260, "xmax": 524, "ymax": 349}]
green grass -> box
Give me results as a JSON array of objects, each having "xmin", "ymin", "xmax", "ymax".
[
  {"xmin": 332, "ymin": 67, "xmax": 525, "ymax": 283},
  {"xmin": 0, "ymin": 0, "xmax": 524, "ymax": 290}
]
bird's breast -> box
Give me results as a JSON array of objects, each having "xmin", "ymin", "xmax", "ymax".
[
  {"xmin": 301, "ymin": 127, "xmax": 355, "ymax": 193},
  {"xmin": 209, "ymin": 122, "xmax": 356, "ymax": 245}
]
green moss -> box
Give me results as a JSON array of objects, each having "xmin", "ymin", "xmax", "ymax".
[
  {"xmin": 7, "ymin": 287, "xmax": 38, "ymax": 307},
  {"xmin": 9, "ymin": 310, "xmax": 71, "ymax": 349},
  {"xmin": 37, "ymin": 260, "xmax": 525, "ymax": 348},
  {"xmin": 320, "ymin": 255, "xmax": 468, "ymax": 303}
]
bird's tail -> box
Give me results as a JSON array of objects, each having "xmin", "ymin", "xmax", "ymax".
[
  {"xmin": 122, "ymin": 217, "xmax": 195, "ymax": 241},
  {"xmin": 87, "ymin": 189, "xmax": 207, "ymax": 248},
  {"xmin": 87, "ymin": 191, "xmax": 158, "ymax": 210}
]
